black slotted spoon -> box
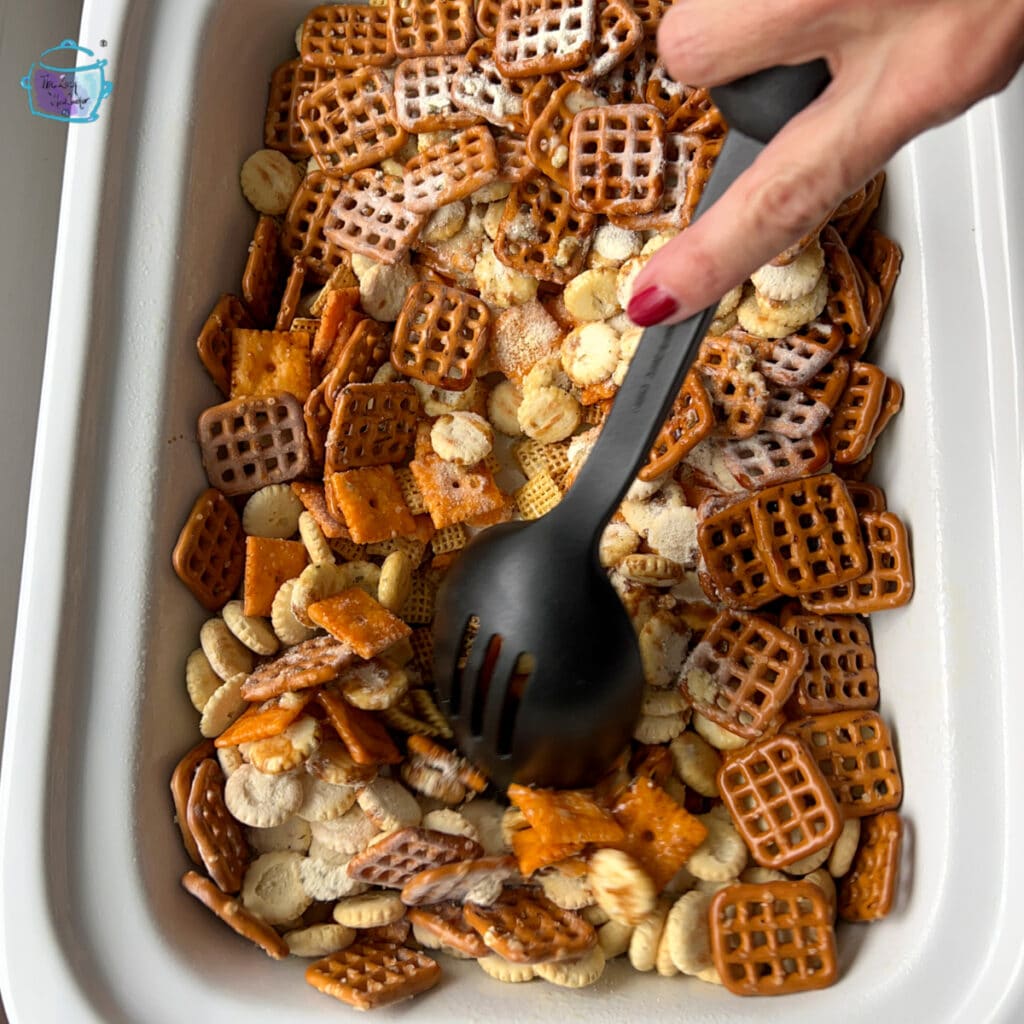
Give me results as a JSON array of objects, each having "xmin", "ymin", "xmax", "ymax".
[{"xmin": 433, "ymin": 61, "xmax": 832, "ymax": 791}]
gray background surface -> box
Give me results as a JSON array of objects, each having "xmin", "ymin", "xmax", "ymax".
[{"xmin": 1, "ymin": 1, "xmax": 85, "ymax": 1019}]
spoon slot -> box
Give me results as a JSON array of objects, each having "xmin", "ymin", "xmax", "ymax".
[
  {"xmin": 449, "ymin": 614, "xmax": 481, "ymax": 717},
  {"xmin": 496, "ymin": 653, "xmax": 535, "ymax": 757},
  {"xmin": 470, "ymin": 633, "xmax": 504, "ymax": 737}
]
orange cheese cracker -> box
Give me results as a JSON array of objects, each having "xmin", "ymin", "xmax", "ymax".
[
  {"xmin": 508, "ymin": 784, "xmax": 625, "ymax": 846},
  {"xmin": 308, "ymin": 586, "xmax": 412, "ymax": 658},
  {"xmin": 326, "ymin": 466, "xmax": 417, "ymax": 544},
  {"xmin": 213, "ymin": 691, "xmax": 314, "ymax": 748},
  {"xmin": 317, "ymin": 686, "xmax": 403, "ymax": 765},
  {"xmin": 610, "ymin": 776, "xmax": 708, "ymax": 889},
  {"xmin": 408, "ymin": 451, "xmax": 506, "ymax": 529},
  {"xmin": 511, "ymin": 825, "xmax": 584, "ymax": 877},
  {"xmin": 291, "ymin": 480, "xmax": 350, "ymax": 539},
  {"xmin": 230, "ymin": 328, "xmax": 312, "ymax": 402},
  {"xmin": 243, "ymin": 537, "xmax": 309, "ymax": 617}
]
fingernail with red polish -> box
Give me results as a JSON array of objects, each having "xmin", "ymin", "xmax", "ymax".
[{"xmin": 627, "ymin": 286, "xmax": 679, "ymax": 327}]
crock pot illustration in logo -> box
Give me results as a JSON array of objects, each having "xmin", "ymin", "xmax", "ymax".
[{"xmin": 20, "ymin": 40, "xmax": 113, "ymax": 124}]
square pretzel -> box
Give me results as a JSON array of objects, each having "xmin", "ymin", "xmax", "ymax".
[
  {"xmin": 281, "ymin": 172, "xmax": 352, "ymax": 282},
  {"xmin": 242, "ymin": 215, "xmax": 282, "ymax": 326},
  {"xmin": 409, "ymin": 451, "xmax": 506, "ymax": 528},
  {"xmin": 760, "ymin": 385, "xmax": 831, "ymax": 440},
  {"xmin": 640, "ymin": 370, "xmax": 714, "ymax": 480},
  {"xmin": 325, "ymin": 382, "xmax": 419, "ymax": 474},
  {"xmin": 494, "ymin": 0, "xmax": 597, "ymax": 77},
  {"xmin": 680, "ymin": 610, "xmax": 808, "ymax": 739},
  {"xmin": 388, "ymin": 0, "xmax": 476, "ymax": 58},
  {"xmin": 298, "ymin": 69, "xmax": 408, "ymax": 178},
  {"xmin": 264, "ymin": 59, "xmax": 335, "ymax": 158},
  {"xmin": 697, "ymin": 494, "xmax": 782, "ymax": 610},
  {"xmin": 495, "ymin": 173, "xmax": 596, "ymax": 284},
  {"xmin": 722, "ymin": 431, "xmax": 831, "ymax": 490},
  {"xmin": 800, "ymin": 510, "xmax": 913, "ymax": 614},
  {"xmin": 751, "ymin": 473, "xmax": 868, "ymax": 596},
  {"xmin": 569, "ymin": 104, "xmax": 665, "ymax": 217},
  {"xmin": 299, "ymin": 4, "xmax": 395, "ymax": 70},
  {"xmin": 326, "ymin": 465, "xmax": 417, "ymax": 544},
  {"xmin": 710, "ymin": 881, "xmax": 838, "ymax": 996},
  {"xmin": 526, "ymin": 81, "xmax": 600, "ymax": 189},
  {"xmin": 451, "ymin": 39, "xmax": 536, "ymax": 132},
  {"xmin": 243, "ymin": 536, "xmax": 309, "ymax": 617},
  {"xmin": 403, "ymin": 125, "xmax": 499, "ymax": 213},
  {"xmin": 198, "ymin": 392, "xmax": 311, "ymax": 497},
  {"xmin": 566, "ymin": 0, "xmax": 643, "ymax": 85},
  {"xmin": 838, "ymin": 810, "xmax": 903, "ymax": 922},
  {"xmin": 828, "ymin": 360, "xmax": 888, "ymax": 464},
  {"xmin": 717, "ymin": 734, "xmax": 843, "ymax": 869},
  {"xmin": 197, "ymin": 294, "xmax": 253, "ymax": 397},
  {"xmin": 757, "ymin": 322, "xmax": 844, "ymax": 388},
  {"xmin": 780, "ymin": 607, "xmax": 879, "ymax": 716},
  {"xmin": 393, "ymin": 55, "xmax": 481, "ymax": 132},
  {"xmin": 230, "ymin": 328, "xmax": 311, "ymax": 403},
  {"xmin": 823, "ymin": 226, "xmax": 871, "ymax": 355},
  {"xmin": 324, "ymin": 170, "xmax": 426, "ymax": 265},
  {"xmin": 783, "ymin": 710, "xmax": 902, "ymax": 818},
  {"xmin": 308, "ymin": 587, "xmax": 412, "ymax": 659},
  {"xmin": 172, "ymin": 488, "xmax": 245, "ymax": 611},
  {"xmin": 391, "ymin": 282, "xmax": 491, "ymax": 389}
]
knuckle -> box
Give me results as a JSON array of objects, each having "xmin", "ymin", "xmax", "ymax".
[
  {"xmin": 750, "ymin": 165, "xmax": 834, "ymax": 242},
  {"xmin": 657, "ymin": 8, "xmax": 716, "ymax": 85}
]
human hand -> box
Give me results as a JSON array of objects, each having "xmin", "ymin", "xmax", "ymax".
[{"xmin": 627, "ymin": 0, "xmax": 1024, "ymax": 326}]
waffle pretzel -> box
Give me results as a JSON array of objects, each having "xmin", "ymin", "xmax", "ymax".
[
  {"xmin": 709, "ymin": 881, "xmax": 837, "ymax": 996},
  {"xmin": 526, "ymin": 81, "xmax": 602, "ymax": 189},
  {"xmin": 451, "ymin": 39, "xmax": 537, "ymax": 132},
  {"xmin": 197, "ymin": 392, "xmax": 311, "ymax": 497},
  {"xmin": 403, "ymin": 124, "xmax": 500, "ymax": 213},
  {"xmin": 783, "ymin": 710, "xmax": 902, "ymax": 818},
  {"xmin": 393, "ymin": 55, "xmax": 481, "ymax": 132},
  {"xmin": 595, "ymin": 47, "xmax": 649, "ymax": 105},
  {"xmin": 325, "ymin": 382, "xmax": 419, "ymax": 474},
  {"xmin": 346, "ymin": 825, "xmax": 483, "ymax": 888},
  {"xmin": 717, "ymin": 734, "xmax": 843, "ymax": 869},
  {"xmin": 856, "ymin": 228, "xmax": 902, "ymax": 334},
  {"xmin": 392, "ymin": 281, "xmax": 491, "ymax": 390},
  {"xmin": 639, "ymin": 371, "xmax": 714, "ymax": 480},
  {"xmin": 722, "ymin": 431, "xmax": 830, "ymax": 490},
  {"xmin": 197, "ymin": 294, "xmax": 254, "ymax": 397},
  {"xmin": 242, "ymin": 215, "xmax": 282, "ymax": 326},
  {"xmin": 388, "ymin": 0, "xmax": 476, "ymax": 59},
  {"xmin": 324, "ymin": 170, "xmax": 426, "ymax": 265},
  {"xmin": 828, "ymin": 361, "xmax": 888, "ymax": 464},
  {"xmin": 172, "ymin": 488, "xmax": 245, "ymax": 611},
  {"xmin": 760, "ymin": 385, "xmax": 831, "ymax": 440},
  {"xmin": 305, "ymin": 940, "xmax": 441, "ymax": 1011},
  {"xmin": 494, "ymin": 173, "xmax": 596, "ymax": 284},
  {"xmin": 494, "ymin": 0, "xmax": 597, "ymax": 77},
  {"xmin": 186, "ymin": 758, "xmax": 250, "ymax": 894},
  {"xmin": 756, "ymin": 322, "xmax": 844, "ymax": 388},
  {"xmin": 680, "ymin": 610, "xmax": 808, "ymax": 739},
  {"xmin": 264, "ymin": 59, "xmax": 334, "ymax": 159},
  {"xmin": 822, "ymin": 226, "xmax": 871, "ymax": 355},
  {"xmin": 407, "ymin": 902, "xmax": 490, "ymax": 958},
  {"xmin": 696, "ymin": 335, "xmax": 768, "ymax": 439},
  {"xmin": 299, "ymin": 4, "xmax": 394, "ymax": 71},
  {"xmin": 298, "ymin": 68, "xmax": 408, "ymax": 178},
  {"xmin": 800, "ymin": 510, "xmax": 913, "ymax": 614},
  {"xmin": 751, "ymin": 473, "xmax": 867, "ymax": 596},
  {"xmin": 838, "ymin": 810, "xmax": 903, "ymax": 921},
  {"xmin": 566, "ymin": 0, "xmax": 642, "ymax": 84},
  {"xmin": 569, "ymin": 104, "xmax": 665, "ymax": 217},
  {"xmin": 780, "ymin": 607, "xmax": 879, "ymax": 716},
  {"xmin": 697, "ymin": 493, "xmax": 782, "ymax": 610},
  {"xmin": 464, "ymin": 889, "xmax": 596, "ymax": 964},
  {"xmin": 281, "ymin": 171, "xmax": 351, "ymax": 282}
]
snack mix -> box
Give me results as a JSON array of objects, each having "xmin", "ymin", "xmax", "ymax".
[{"xmin": 171, "ymin": 1, "xmax": 910, "ymax": 1009}]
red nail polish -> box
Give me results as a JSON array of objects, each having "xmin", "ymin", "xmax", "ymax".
[{"xmin": 627, "ymin": 286, "xmax": 679, "ymax": 326}]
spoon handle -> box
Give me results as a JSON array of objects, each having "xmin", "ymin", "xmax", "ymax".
[
  {"xmin": 555, "ymin": 60, "xmax": 832, "ymax": 541},
  {"xmin": 555, "ymin": 129, "xmax": 760, "ymax": 535}
]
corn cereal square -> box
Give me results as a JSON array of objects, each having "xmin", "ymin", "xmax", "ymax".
[
  {"xmin": 326, "ymin": 466, "xmax": 417, "ymax": 544},
  {"xmin": 230, "ymin": 328, "xmax": 312, "ymax": 402},
  {"xmin": 243, "ymin": 537, "xmax": 309, "ymax": 616}
]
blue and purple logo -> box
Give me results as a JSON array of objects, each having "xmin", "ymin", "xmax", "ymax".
[{"xmin": 20, "ymin": 40, "xmax": 113, "ymax": 124}]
